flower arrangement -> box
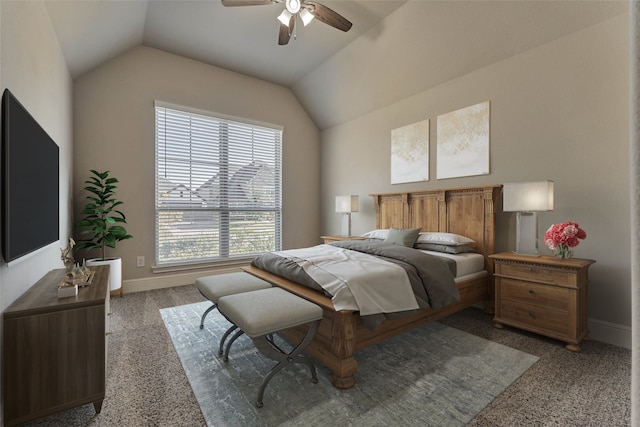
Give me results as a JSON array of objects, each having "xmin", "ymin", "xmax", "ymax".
[{"xmin": 544, "ymin": 221, "xmax": 587, "ymax": 259}]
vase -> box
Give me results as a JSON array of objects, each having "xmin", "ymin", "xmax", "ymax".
[
  {"xmin": 554, "ymin": 244, "xmax": 573, "ymax": 259},
  {"xmin": 86, "ymin": 257, "xmax": 122, "ymax": 292}
]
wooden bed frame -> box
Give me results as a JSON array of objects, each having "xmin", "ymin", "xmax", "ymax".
[{"xmin": 243, "ymin": 185, "xmax": 502, "ymax": 389}]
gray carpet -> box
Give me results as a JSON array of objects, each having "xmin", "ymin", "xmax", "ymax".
[
  {"xmin": 19, "ymin": 285, "xmax": 631, "ymax": 426},
  {"xmin": 160, "ymin": 301, "xmax": 539, "ymax": 427}
]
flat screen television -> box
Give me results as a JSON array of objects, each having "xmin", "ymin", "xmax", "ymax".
[{"xmin": 2, "ymin": 89, "xmax": 59, "ymax": 263}]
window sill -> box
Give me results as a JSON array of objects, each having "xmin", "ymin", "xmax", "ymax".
[{"xmin": 151, "ymin": 256, "xmax": 255, "ymax": 274}]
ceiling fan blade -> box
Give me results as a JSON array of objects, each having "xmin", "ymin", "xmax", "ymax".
[
  {"xmin": 221, "ymin": 0, "xmax": 273, "ymax": 6},
  {"xmin": 305, "ymin": 1, "xmax": 352, "ymax": 32},
  {"xmin": 278, "ymin": 16, "xmax": 295, "ymax": 45}
]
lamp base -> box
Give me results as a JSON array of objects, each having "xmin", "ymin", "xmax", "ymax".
[
  {"xmin": 514, "ymin": 212, "xmax": 540, "ymax": 256},
  {"xmin": 340, "ymin": 213, "xmax": 352, "ymax": 237}
]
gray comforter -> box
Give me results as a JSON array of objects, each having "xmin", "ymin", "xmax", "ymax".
[{"xmin": 251, "ymin": 240, "xmax": 460, "ymax": 330}]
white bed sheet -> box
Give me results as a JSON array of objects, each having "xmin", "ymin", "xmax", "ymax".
[{"xmin": 418, "ymin": 250, "xmax": 486, "ymax": 278}]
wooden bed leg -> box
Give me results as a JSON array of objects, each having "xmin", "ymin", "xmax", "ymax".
[
  {"xmin": 328, "ymin": 311, "xmax": 358, "ymax": 389},
  {"xmin": 331, "ymin": 365, "xmax": 357, "ymax": 389}
]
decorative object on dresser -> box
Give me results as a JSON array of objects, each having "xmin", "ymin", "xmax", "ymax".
[
  {"xmin": 544, "ymin": 221, "xmax": 587, "ymax": 259},
  {"xmin": 490, "ymin": 252, "xmax": 595, "ymax": 351},
  {"xmin": 2, "ymin": 266, "xmax": 111, "ymax": 426},
  {"xmin": 75, "ymin": 170, "xmax": 133, "ymax": 295},
  {"xmin": 335, "ymin": 195, "xmax": 359, "ymax": 236},
  {"xmin": 502, "ymin": 180, "xmax": 554, "ymax": 256}
]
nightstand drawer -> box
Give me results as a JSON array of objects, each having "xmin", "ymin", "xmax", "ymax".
[
  {"xmin": 500, "ymin": 263, "xmax": 574, "ymax": 286},
  {"xmin": 500, "ymin": 278, "xmax": 570, "ymax": 311},
  {"xmin": 499, "ymin": 301, "xmax": 568, "ymax": 335}
]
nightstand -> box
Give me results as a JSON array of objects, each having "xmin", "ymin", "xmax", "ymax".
[
  {"xmin": 489, "ymin": 252, "xmax": 595, "ymax": 352},
  {"xmin": 321, "ymin": 235, "xmax": 366, "ymax": 244}
]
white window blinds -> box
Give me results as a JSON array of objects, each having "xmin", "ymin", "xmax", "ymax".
[{"xmin": 155, "ymin": 103, "xmax": 282, "ymax": 266}]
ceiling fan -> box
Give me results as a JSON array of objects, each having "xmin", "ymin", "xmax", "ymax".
[{"xmin": 221, "ymin": 0, "xmax": 353, "ymax": 45}]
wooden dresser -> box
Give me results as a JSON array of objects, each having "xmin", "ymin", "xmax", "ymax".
[
  {"xmin": 3, "ymin": 266, "xmax": 110, "ymax": 426},
  {"xmin": 490, "ymin": 252, "xmax": 595, "ymax": 352}
]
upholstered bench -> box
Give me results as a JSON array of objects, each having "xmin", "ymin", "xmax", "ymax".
[
  {"xmin": 195, "ymin": 272, "xmax": 272, "ymax": 329},
  {"xmin": 217, "ymin": 287, "xmax": 323, "ymax": 408},
  {"xmin": 195, "ymin": 272, "xmax": 272, "ymax": 356}
]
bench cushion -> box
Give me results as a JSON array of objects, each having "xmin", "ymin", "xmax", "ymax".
[
  {"xmin": 195, "ymin": 272, "xmax": 271, "ymax": 303},
  {"xmin": 218, "ymin": 288, "xmax": 323, "ymax": 338}
]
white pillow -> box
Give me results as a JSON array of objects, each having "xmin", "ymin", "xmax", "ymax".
[
  {"xmin": 416, "ymin": 232, "xmax": 475, "ymax": 246},
  {"xmin": 361, "ymin": 229, "xmax": 389, "ymax": 239}
]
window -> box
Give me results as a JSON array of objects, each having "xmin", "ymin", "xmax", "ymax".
[{"xmin": 155, "ymin": 102, "xmax": 282, "ymax": 266}]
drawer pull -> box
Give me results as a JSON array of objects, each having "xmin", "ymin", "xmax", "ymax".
[
  {"xmin": 528, "ymin": 289, "xmax": 535, "ymax": 294},
  {"xmin": 528, "ymin": 311, "xmax": 536, "ymax": 318}
]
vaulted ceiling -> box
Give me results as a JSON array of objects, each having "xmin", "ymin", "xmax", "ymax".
[
  {"xmin": 44, "ymin": 0, "xmax": 627, "ymax": 129},
  {"xmin": 44, "ymin": 0, "xmax": 405, "ymax": 84}
]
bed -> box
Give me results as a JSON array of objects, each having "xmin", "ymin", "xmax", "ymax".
[{"xmin": 243, "ymin": 185, "xmax": 501, "ymax": 389}]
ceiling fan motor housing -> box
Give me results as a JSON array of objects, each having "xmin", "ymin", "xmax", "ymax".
[{"xmin": 285, "ymin": 0, "xmax": 301, "ymax": 14}]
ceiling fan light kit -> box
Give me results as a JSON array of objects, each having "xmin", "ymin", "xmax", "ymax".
[
  {"xmin": 299, "ymin": 8, "xmax": 314, "ymax": 26},
  {"xmin": 277, "ymin": 9, "xmax": 292, "ymax": 26},
  {"xmin": 221, "ymin": 0, "xmax": 352, "ymax": 45}
]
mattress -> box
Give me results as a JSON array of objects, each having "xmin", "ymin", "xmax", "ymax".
[{"xmin": 418, "ymin": 250, "xmax": 486, "ymax": 278}]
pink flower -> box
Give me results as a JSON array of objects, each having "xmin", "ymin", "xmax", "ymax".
[{"xmin": 544, "ymin": 221, "xmax": 587, "ymax": 250}]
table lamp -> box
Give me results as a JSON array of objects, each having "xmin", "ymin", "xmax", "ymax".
[{"xmin": 503, "ymin": 181, "xmax": 554, "ymax": 255}]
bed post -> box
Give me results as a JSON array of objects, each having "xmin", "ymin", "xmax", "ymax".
[
  {"xmin": 482, "ymin": 186, "xmax": 500, "ymax": 314},
  {"xmin": 327, "ymin": 311, "xmax": 359, "ymax": 389},
  {"xmin": 437, "ymin": 190, "xmax": 447, "ymax": 232}
]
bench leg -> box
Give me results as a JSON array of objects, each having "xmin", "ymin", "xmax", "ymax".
[
  {"xmin": 218, "ymin": 324, "xmax": 238, "ymax": 356},
  {"xmin": 199, "ymin": 304, "xmax": 217, "ymax": 329},
  {"xmin": 253, "ymin": 320, "xmax": 320, "ymax": 408},
  {"xmin": 223, "ymin": 328, "xmax": 245, "ymax": 362}
]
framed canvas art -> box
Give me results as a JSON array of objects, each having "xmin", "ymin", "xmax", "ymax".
[
  {"xmin": 436, "ymin": 101, "xmax": 490, "ymax": 179},
  {"xmin": 391, "ymin": 119, "xmax": 429, "ymax": 184}
]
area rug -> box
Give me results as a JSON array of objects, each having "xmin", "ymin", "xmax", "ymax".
[{"xmin": 160, "ymin": 302, "xmax": 538, "ymax": 427}]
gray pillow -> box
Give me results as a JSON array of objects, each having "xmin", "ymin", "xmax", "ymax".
[
  {"xmin": 383, "ymin": 227, "xmax": 421, "ymax": 247},
  {"xmin": 414, "ymin": 243, "xmax": 476, "ymax": 254}
]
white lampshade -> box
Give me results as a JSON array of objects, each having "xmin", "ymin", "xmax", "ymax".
[
  {"xmin": 335, "ymin": 195, "xmax": 359, "ymax": 213},
  {"xmin": 503, "ymin": 181, "xmax": 554, "ymax": 212},
  {"xmin": 503, "ymin": 180, "xmax": 554, "ymax": 256}
]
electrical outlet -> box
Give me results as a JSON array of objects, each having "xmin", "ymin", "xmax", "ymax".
[{"xmin": 136, "ymin": 256, "xmax": 145, "ymax": 267}]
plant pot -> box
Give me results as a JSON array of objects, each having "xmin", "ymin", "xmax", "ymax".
[{"xmin": 86, "ymin": 257, "xmax": 122, "ymax": 292}]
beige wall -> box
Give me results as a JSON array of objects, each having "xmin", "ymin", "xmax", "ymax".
[
  {"xmin": 73, "ymin": 46, "xmax": 320, "ymax": 290},
  {"xmin": 0, "ymin": 1, "xmax": 74, "ymax": 308},
  {"xmin": 0, "ymin": 1, "xmax": 73, "ymax": 418},
  {"xmin": 320, "ymin": 14, "xmax": 630, "ymax": 346}
]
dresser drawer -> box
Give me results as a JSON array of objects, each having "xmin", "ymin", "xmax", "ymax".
[
  {"xmin": 499, "ymin": 278, "xmax": 570, "ymax": 311},
  {"xmin": 499, "ymin": 263, "xmax": 575, "ymax": 286},
  {"xmin": 498, "ymin": 300, "xmax": 568, "ymax": 336}
]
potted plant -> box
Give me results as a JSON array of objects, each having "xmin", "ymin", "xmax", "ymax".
[{"xmin": 75, "ymin": 170, "xmax": 132, "ymax": 293}]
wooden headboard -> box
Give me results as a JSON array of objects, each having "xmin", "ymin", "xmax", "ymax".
[{"xmin": 370, "ymin": 185, "xmax": 502, "ymax": 272}]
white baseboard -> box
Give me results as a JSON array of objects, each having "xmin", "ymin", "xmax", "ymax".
[
  {"xmin": 588, "ymin": 317, "xmax": 631, "ymax": 349},
  {"xmin": 123, "ymin": 271, "xmax": 633, "ymax": 351},
  {"xmin": 122, "ymin": 266, "xmax": 245, "ymax": 294}
]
